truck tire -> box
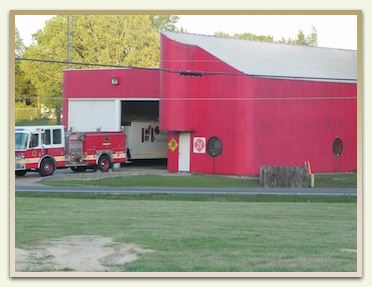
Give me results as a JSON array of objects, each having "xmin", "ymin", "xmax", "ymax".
[
  {"xmin": 71, "ymin": 166, "xmax": 87, "ymax": 172},
  {"xmin": 15, "ymin": 170, "xmax": 27, "ymax": 176},
  {"xmin": 98, "ymin": 155, "xmax": 111, "ymax": 172},
  {"xmin": 39, "ymin": 157, "xmax": 55, "ymax": 177},
  {"xmin": 126, "ymin": 148, "xmax": 131, "ymax": 161}
]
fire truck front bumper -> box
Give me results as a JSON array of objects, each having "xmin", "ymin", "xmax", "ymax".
[
  {"xmin": 15, "ymin": 155, "xmax": 26, "ymax": 171},
  {"xmin": 15, "ymin": 162, "xmax": 26, "ymax": 171}
]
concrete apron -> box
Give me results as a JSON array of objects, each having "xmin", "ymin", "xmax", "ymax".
[{"xmin": 14, "ymin": 166, "xmax": 169, "ymax": 187}]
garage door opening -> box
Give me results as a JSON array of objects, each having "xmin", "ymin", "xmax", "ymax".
[
  {"xmin": 121, "ymin": 101, "xmax": 159, "ymax": 123},
  {"xmin": 121, "ymin": 101, "xmax": 167, "ymax": 162}
]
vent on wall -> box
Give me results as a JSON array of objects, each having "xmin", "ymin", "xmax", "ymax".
[{"xmin": 333, "ymin": 137, "xmax": 343, "ymax": 157}]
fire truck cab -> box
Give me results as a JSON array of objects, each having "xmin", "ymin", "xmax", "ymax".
[
  {"xmin": 15, "ymin": 125, "xmax": 127, "ymax": 177},
  {"xmin": 15, "ymin": 125, "xmax": 65, "ymax": 176}
]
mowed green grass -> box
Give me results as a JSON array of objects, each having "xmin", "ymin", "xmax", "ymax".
[
  {"xmin": 44, "ymin": 174, "xmax": 261, "ymax": 188},
  {"xmin": 44, "ymin": 173, "xmax": 357, "ymax": 189},
  {"xmin": 15, "ymin": 194, "xmax": 357, "ymax": 272},
  {"xmin": 314, "ymin": 173, "xmax": 357, "ymax": 188},
  {"xmin": 15, "ymin": 118, "xmax": 57, "ymax": 126}
]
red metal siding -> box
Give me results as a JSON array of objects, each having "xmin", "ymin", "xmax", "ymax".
[
  {"xmin": 63, "ymin": 68, "xmax": 160, "ymax": 128},
  {"xmin": 160, "ymin": 34, "xmax": 357, "ymax": 175},
  {"xmin": 167, "ymin": 132, "xmax": 179, "ymax": 172},
  {"xmin": 160, "ymin": 35, "xmax": 258, "ymax": 175},
  {"xmin": 251, "ymin": 77, "xmax": 356, "ymax": 173},
  {"xmin": 160, "ymin": 34, "xmax": 243, "ymax": 132},
  {"xmin": 64, "ymin": 68, "xmax": 159, "ymax": 99}
]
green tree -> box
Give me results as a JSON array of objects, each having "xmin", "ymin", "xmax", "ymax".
[
  {"xmin": 20, "ymin": 16, "xmax": 66, "ymax": 122},
  {"xmin": 15, "ymin": 28, "xmax": 38, "ymax": 107},
  {"xmin": 214, "ymin": 31, "xmax": 233, "ymax": 38},
  {"xmin": 15, "ymin": 65, "xmax": 37, "ymax": 106},
  {"xmin": 306, "ymin": 26, "xmax": 318, "ymax": 47},
  {"xmin": 214, "ymin": 31, "xmax": 274, "ymax": 42},
  {"xmin": 15, "ymin": 28, "xmax": 25, "ymax": 57},
  {"xmin": 234, "ymin": 32, "xmax": 274, "ymax": 42},
  {"xmin": 294, "ymin": 30, "xmax": 307, "ymax": 45},
  {"xmin": 215, "ymin": 28, "xmax": 318, "ymax": 47},
  {"xmin": 71, "ymin": 15, "xmax": 160, "ymax": 67},
  {"xmin": 20, "ymin": 15, "xmax": 178, "ymax": 124},
  {"xmin": 152, "ymin": 15, "xmax": 180, "ymax": 31}
]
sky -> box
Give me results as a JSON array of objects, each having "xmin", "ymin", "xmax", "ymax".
[{"xmin": 15, "ymin": 14, "xmax": 357, "ymax": 50}]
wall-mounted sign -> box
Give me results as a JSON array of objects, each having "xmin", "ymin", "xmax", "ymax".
[
  {"xmin": 168, "ymin": 138, "xmax": 178, "ymax": 152},
  {"xmin": 193, "ymin": 137, "xmax": 206, "ymax": 154}
]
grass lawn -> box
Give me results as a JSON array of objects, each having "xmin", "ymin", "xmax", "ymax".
[
  {"xmin": 44, "ymin": 174, "xmax": 261, "ymax": 188},
  {"xmin": 15, "ymin": 118, "xmax": 57, "ymax": 126},
  {"xmin": 15, "ymin": 193, "xmax": 357, "ymax": 272},
  {"xmin": 314, "ymin": 173, "xmax": 357, "ymax": 188},
  {"xmin": 44, "ymin": 173, "xmax": 357, "ymax": 189}
]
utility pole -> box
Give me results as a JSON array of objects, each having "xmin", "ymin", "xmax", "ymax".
[
  {"xmin": 67, "ymin": 15, "xmax": 74, "ymax": 69},
  {"xmin": 58, "ymin": 15, "xmax": 74, "ymax": 124}
]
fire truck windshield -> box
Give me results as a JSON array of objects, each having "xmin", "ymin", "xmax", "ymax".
[{"xmin": 15, "ymin": 132, "xmax": 29, "ymax": 150}]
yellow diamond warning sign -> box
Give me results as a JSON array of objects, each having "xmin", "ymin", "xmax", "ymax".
[{"xmin": 168, "ymin": 138, "xmax": 178, "ymax": 152}]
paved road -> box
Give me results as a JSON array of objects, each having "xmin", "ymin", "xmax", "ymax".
[
  {"xmin": 15, "ymin": 184, "xmax": 357, "ymax": 196},
  {"xmin": 14, "ymin": 163, "xmax": 168, "ymax": 186}
]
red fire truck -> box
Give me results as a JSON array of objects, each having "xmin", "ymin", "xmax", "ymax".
[{"xmin": 15, "ymin": 125, "xmax": 127, "ymax": 177}]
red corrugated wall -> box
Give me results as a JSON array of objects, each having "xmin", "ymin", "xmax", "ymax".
[
  {"xmin": 160, "ymin": 34, "xmax": 357, "ymax": 175},
  {"xmin": 63, "ymin": 68, "xmax": 160, "ymax": 128},
  {"xmin": 251, "ymin": 77, "xmax": 356, "ymax": 173},
  {"xmin": 160, "ymin": 35, "xmax": 258, "ymax": 175},
  {"xmin": 167, "ymin": 132, "xmax": 179, "ymax": 172}
]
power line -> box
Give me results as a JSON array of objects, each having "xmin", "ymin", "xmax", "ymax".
[
  {"xmin": 15, "ymin": 57, "xmax": 148, "ymax": 69},
  {"xmin": 15, "ymin": 57, "xmax": 355, "ymax": 81},
  {"xmin": 14, "ymin": 57, "xmax": 244, "ymax": 77}
]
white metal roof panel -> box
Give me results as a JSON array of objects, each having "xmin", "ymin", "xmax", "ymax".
[{"xmin": 162, "ymin": 32, "xmax": 357, "ymax": 82}]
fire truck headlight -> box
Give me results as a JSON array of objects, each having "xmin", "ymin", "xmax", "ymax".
[{"xmin": 16, "ymin": 153, "xmax": 25, "ymax": 160}]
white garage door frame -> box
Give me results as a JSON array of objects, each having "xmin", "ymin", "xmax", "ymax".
[
  {"xmin": 178, "ymin": 132, "xmax": 191, "ymax": 172},
  {"xmin": 68, "ymin": 98, "xmax": 159, "ymax": 132}
]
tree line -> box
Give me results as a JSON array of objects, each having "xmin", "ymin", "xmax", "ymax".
[
  {"xmin": 15, "ymin": 15, "xmax": 317, "ymax": 124},
  {"xmin": 214, "ymin": 27, "xmax": 318, "ymax": 46},
  {"xmin": 15, "ymin": 15, "xmax": 179, "ymax": 123}
]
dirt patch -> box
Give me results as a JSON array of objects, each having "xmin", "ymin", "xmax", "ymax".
[{"xmin": 16, "ymin": 235, "xmax": 152, "ymax": 272}]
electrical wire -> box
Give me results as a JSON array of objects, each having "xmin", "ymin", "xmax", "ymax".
[
  {"xmin": 15, "ymin": 57, "xmax": 245, "ymax": 77},
  {"xmin": 15, "ymin": 57, "xmax": 356, "ymax": 81}
]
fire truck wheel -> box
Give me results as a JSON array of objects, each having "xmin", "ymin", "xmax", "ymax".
[
  {"xmin": 15, "ymin": 170, "xmax": 27, "ymax": 176},
  {"xmin": 126, "ymin": 148, "xmax": 131, "ymax": 161},
  {"xmin": 39, "ymin": 158, "xmax": 55, "ymax": 177},
  {"xmin": 98, "ymin": 155, "xmax": 111, "ymax": 172}
]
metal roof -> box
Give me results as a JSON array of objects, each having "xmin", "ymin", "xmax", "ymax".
[{"xmin": 161, "ymin": 32, "xmax": 357, "ymax": 82}]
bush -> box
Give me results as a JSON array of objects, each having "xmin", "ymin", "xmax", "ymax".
[{"xmin": 15, "ymin": 102, "xmax": 40, "ymax": 122}]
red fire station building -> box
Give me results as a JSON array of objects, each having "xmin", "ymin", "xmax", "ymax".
[{"xmin": 63, "ymin": 32, "xmax": 357, "ymax": 176}]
